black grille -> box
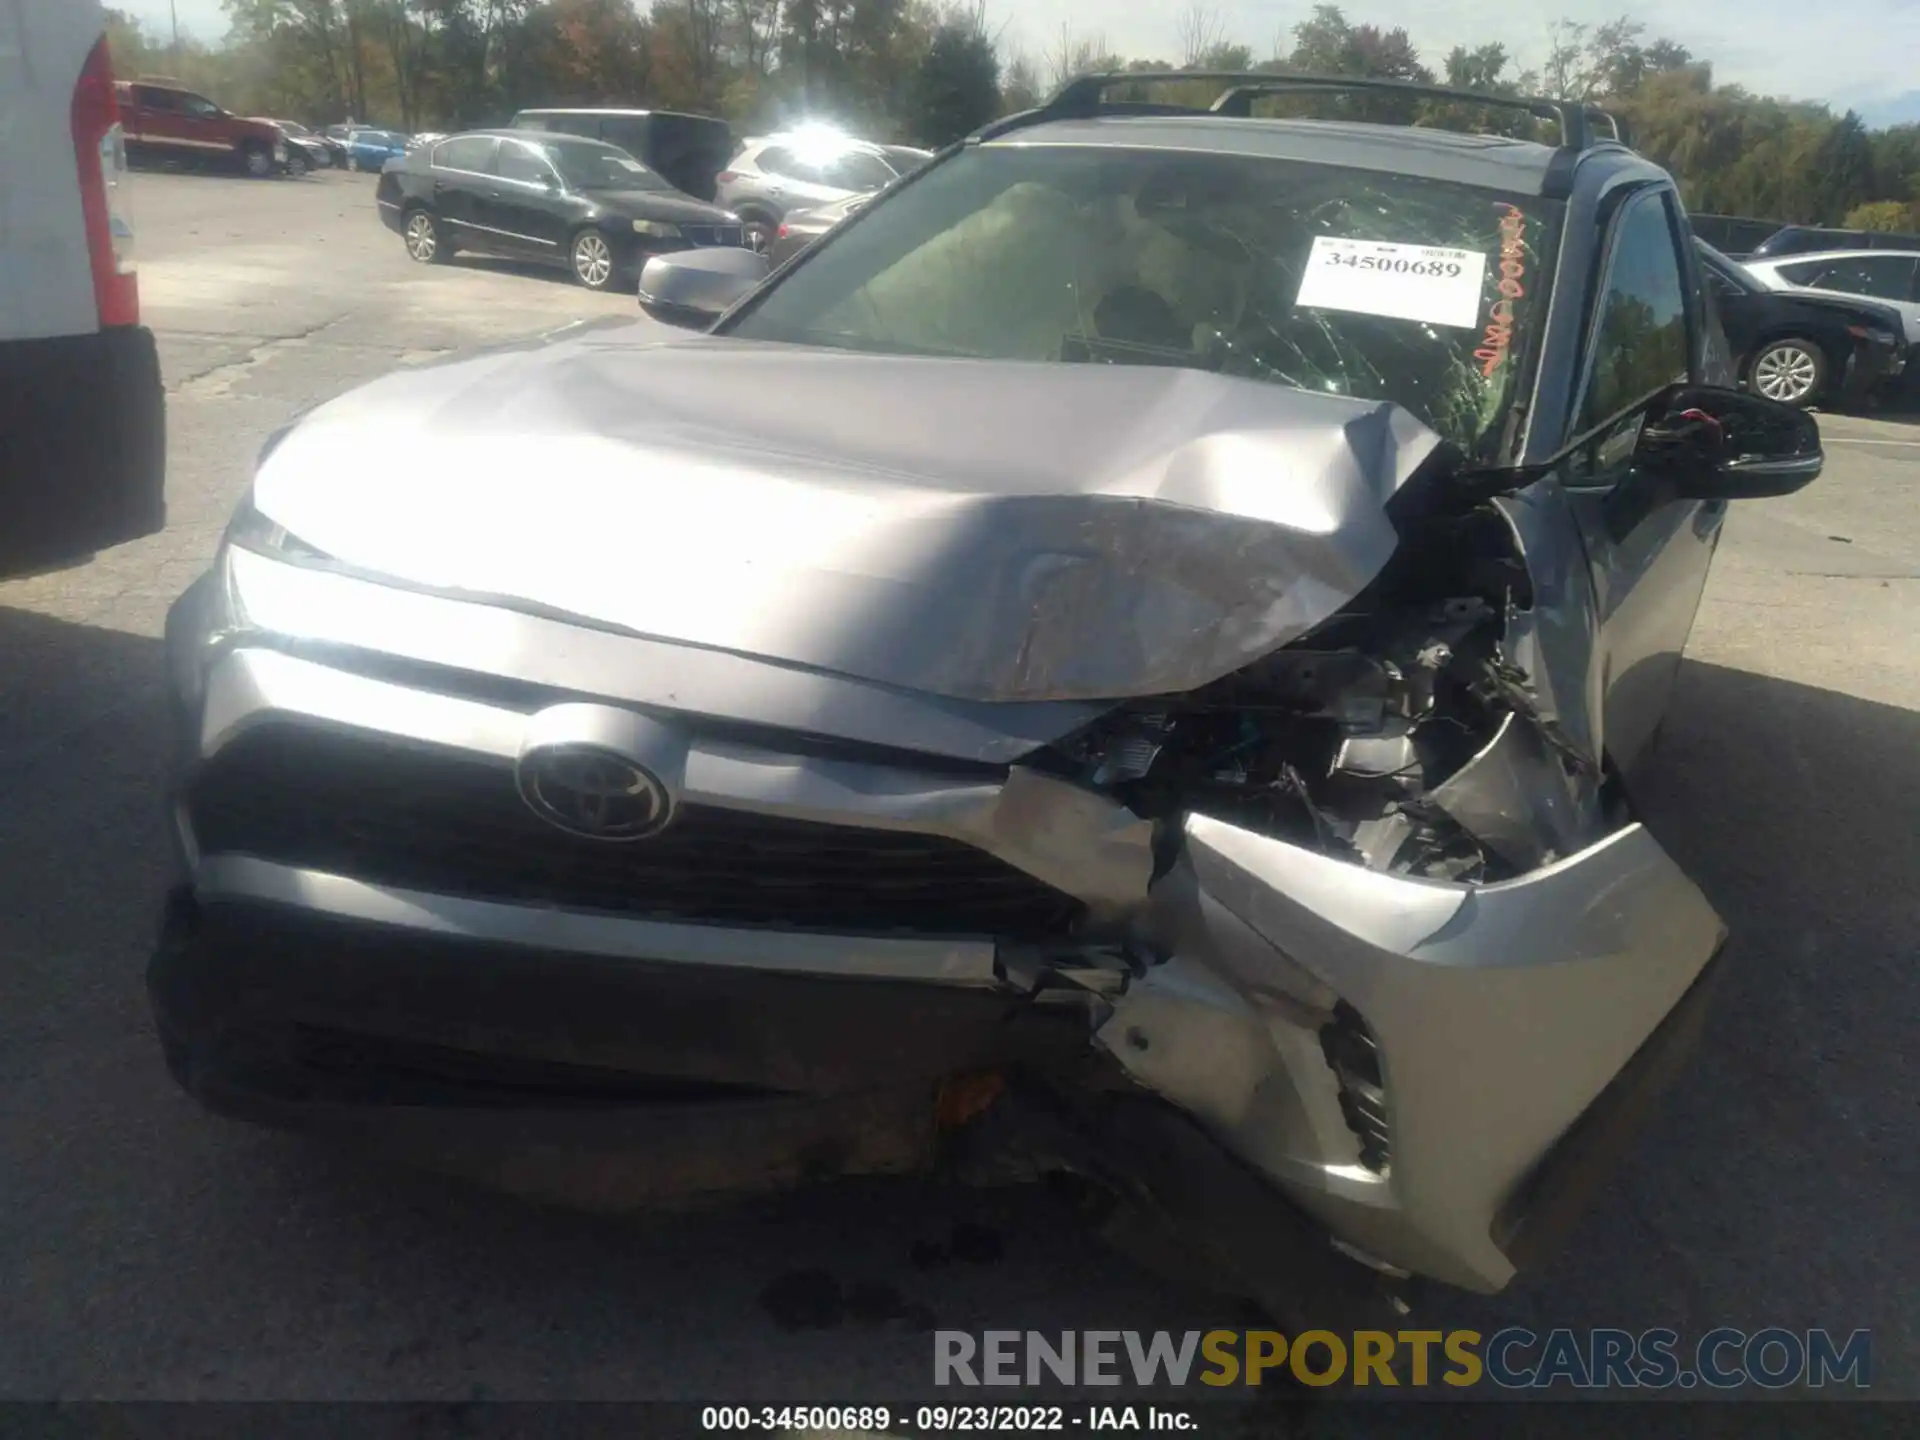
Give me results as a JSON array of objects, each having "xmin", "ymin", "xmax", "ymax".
[
  {"xmin": 682, "ymin": 223, "xmax": 745, "ymax": 248},
  {"xmin": 189, "ymin": 725, "xmax": 1083, "ymax": 938},
  {"xmin": 1320, "ymin": 1001, "xmax": 1390, "ymax": 1174}
]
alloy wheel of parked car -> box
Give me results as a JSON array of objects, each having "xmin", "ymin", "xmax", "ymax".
[
  {"xmin": 571, "ymin": 229, "xmax": 615, "ymax": 289},
  {"xmin": 403, "ymin": 210, "xmax": 444, "ymax": 264},
  {"xmin": 242, "ymin": 143, "xmax": 274, "ymax": 179},
  {"xmin": 1750, "ymin": 339, "xmax": 1825, "ymax": 406},
  {"xmin": 285, "ymin": 151, "xmax": 308, "ymax": 179},
  {"xmin": 740, "ymin": 217, "xmax": 774, "ymax": 253}
]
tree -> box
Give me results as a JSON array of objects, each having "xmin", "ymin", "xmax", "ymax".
[
  {"xmin": 910, "ymin": 3, "xmax": 997, "ymax": 146},
  {"xmin": 1811, "ymin": 111, "xmax": 1878, "ymax": 223},
  {"xmin": 1176, "ymin": 3, "xmax": 1223, "ymax": 68},
  {"xmin": 999, "ymin": 49, "xmax": 1040, "ymax": 113},
  {"xmin": 1045, "ymin": 25, "xmax": 1119, "ymax": 90},
  {"xmin": 1844, "ymin": 199, "xmax": 1920, "ymax": 231}
]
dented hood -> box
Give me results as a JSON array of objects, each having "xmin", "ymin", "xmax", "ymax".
[{"xmin": 253, "ymin": 325, "xmax": 1446, "ymax": 703}]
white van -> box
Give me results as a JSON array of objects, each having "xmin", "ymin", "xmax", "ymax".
[{"xmin": 0, "ymin": 0, "xmax": 165, "ymax": 577}]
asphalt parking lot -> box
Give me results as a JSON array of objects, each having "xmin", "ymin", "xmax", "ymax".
[{"xmin": 2, "ymin": 168, "xmax": 1916, "ymax": 1410}]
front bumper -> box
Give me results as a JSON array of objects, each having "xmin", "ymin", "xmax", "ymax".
[{"xmin": 155, "ymin": 544, "xmax": 1728, "ymax": 1294}]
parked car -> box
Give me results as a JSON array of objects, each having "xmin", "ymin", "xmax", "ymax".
[
  {"xmin": 376, "ymin": 130, "xmax": 747, "ymax": 290},
  {"xmin": 1738, "ymin": 248, "xmax": 1920, "ymax": 369},
  {"xmin": 767, "ymin": 189, "xmax": 875, "ymax": 266},
  {"xmin": 340, "ymin": 128, "xmax": 410, "ymax": 172},
  {"xmin": 115, "ymin": 77, "xmax": 287, "ymax": 177},
  {"xmin": 509, "ymin": 108, "xmax": 734, "ymax": 201},
  {"xmin": 1695, "ymin": 241, "xmax": 1907, "ymax": 407},
  {"xmin": 716, "ymin": 132, "xmax": 905, "ymax": 249},
  {"xmin": 2, "ymin": 0, "xmax": 165, "ymax": 577},
  {"xmin": 314, "ymin": 123, "xmax": 353, "ymax": 167},
  {"xmin": 1747, "ymin": 223, "xmax": 1920, "ymax": 260},
  {"xmin": 255, "ymin": 119, "xmax": 330, "ymax": 176},
  {"xmin": 1687, "ymin": 212, "xmax": 1787, "ymax": 258},
  {"xmin": 160, "ymin": 72, "xmax": 1826, "ymax": 1322}
]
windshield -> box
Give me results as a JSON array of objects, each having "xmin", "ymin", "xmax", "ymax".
[
  {"xmin": 723, "ymin": 145, "xmax": 1562, "ymax": 460},
  {"xmin": 544, "ymin": 139, "xmax": 671, "ymax": 192},
  {"xmin": 278, "ymin": 120, "xmax": 312, "ymax": 137}
]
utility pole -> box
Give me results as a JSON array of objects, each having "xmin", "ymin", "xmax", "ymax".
[{"xmin": 170, "ymin": 0, "xmax": 180, "ymax": 65}]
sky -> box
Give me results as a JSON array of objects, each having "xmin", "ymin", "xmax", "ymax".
[{"xmin": 126, "ymin": 0, "xmax": 1920, "ymax": 126}]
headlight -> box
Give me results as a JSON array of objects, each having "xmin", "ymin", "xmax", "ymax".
[
  {"xmin": 1846, "ymin": 323, "xmax": 1898, "ymax": 346},
  {"xmin": 224, "ymin": 486, "xmax": 329, "ymax": 561},
  {"xmin": 632, "ymin": 219, "xmax": 681, "ymax": 239}
]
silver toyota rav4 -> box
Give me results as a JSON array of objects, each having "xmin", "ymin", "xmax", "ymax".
[{"xmin": 155, "ymin": 74, "xmax": 1823, "ymax": 1317}]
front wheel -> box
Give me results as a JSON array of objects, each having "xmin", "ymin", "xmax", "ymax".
[
  {"xmin": 241, "ymin": 142, "xmax": 275, "ymax": 179},
  {"xmin": 739, "ymin": 215, "xmax": 776, "ymax": 253},
  {"xmin": 570, "ymin": 228, "xmax": 618, "ymax": 290},
  {"xmin": 403, "ymin": 208, "xmax": 448, "ymax": 265},
  {"xmin": 285, "ymin": 150, "xmax": 309, "ymax": 179},
  {"xmin": 1748, "ymin": 338, "xmax": 1827, "ymax": 407}
]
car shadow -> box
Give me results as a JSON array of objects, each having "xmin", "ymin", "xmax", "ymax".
[
  {"xmin": 0, "ymin": 598, "xmax": 1914, "ymax": 1398},
  {"xmin": 446, "ymin": 253, "xmax": 630, "ymax": 295}
]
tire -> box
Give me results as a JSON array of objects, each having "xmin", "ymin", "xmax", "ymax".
[
  {"xmin": 1747, "ymin": 337, "xmax": 1827, "ymax": 407},
  {"xmin": 570, "ymin": 227, "xmax": 618, "ymax": 290},
  {"xmin": 738, "ymin": 213, "xmax": 777, "ymax": 253},
  {"xmin": 241, "ymin": 142, "xmax": 275, "ymax": 179},
  {"xmin": 402, "ymin": 208, "xmax": 449, "ymax": 265},
  {"xmin": 285, "ymin": 150, "xmax": 309, "ymax": 179}
]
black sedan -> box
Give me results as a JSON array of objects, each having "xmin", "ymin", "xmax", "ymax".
[
  {"xmin": 376, "ymin": 129, "xmax": 748, "ymax": 291},
  {"xmin": 1697, "ymin": 240, "xmax": 1906, "ymax": 408}
]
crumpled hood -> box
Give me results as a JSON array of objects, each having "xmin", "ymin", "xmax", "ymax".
[{"xmin": 253, "ymin": 326, "xmax": 1445, "ymax": 703}]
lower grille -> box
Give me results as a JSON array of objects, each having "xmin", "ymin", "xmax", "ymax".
[
  {"xmin": 188, "ymin": 725, "xmax": 1083, "ymax": 938},
  {"xmin": 682, "ymin": 223, "xmax": 745, "ymax": 248},
  {"xmin": 1320, "ymin": 1001, "xmax": 1390, "ymax": 1174}
]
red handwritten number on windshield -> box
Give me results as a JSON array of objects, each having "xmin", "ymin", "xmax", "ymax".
[{"xmin": 1475, "ymin": 205, "xmax": 1527, "ymax": 378}]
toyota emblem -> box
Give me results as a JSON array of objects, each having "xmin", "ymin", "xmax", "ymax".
[{"xmin": 516, "ymin": 744, "xmax": 673, "ymax": 841}]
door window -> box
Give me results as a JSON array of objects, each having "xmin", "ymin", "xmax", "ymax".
[
  {"xmin": 1579, "ymin": 191, "xmax": 1691, "ymax": 432},
  {"xmin": 432, "ymin": 136, "xmax": 498, "ymax": 174},
  {"xmin": 756, "ymin": 146, "xmax": 822, "ymax": 183},
  {"xmin": 132, "ymin": 86, "xmax": 179, "ymax": 110},
  {"xmin": 178, "ymin": 93, "xmax": 222, "ymax": 119},
  {"xmin": 495, "ymin": 140, "xmax": 555, "ymax": 187},
  {"xmin": 819, "ymin": 150, "xmax": 896, "ymax": 192},
  {"xmin": 1787, "ymin": 254, "xmax": 1919, "ymax": 301}
]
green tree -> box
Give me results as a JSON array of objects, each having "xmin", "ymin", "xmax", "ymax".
[
  {"xmin": 910, "ymin": 4, "xmax": 997, "ymax": 146},
  {"xmin": 998, "ymin": 50, "xmax": 1040, "ymax": 114},
  {"xmin": 1844, "ymin": 199, "xmax": 1920, "ymax": 231}
]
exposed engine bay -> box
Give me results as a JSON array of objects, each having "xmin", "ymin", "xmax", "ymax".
[{"xmin": 1050, "ymin": 503, "xmax": 1607, "ymax": 882}]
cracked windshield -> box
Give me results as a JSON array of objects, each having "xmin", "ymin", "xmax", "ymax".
[{"xmin": 728, "ymin": 146, "xmax": 1562, "ymax": 459}]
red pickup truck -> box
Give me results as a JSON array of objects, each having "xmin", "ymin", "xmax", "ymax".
[{"xmin": 115, "ymin": 77, "xmax": 288, "ymax": 177}]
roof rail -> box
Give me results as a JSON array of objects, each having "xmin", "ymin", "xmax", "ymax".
[{"xmin": 982, "ymin": 71, "xmax": 1630, "ymax": 154}]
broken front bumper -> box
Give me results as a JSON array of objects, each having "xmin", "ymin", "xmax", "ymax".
[{"xmin": 154, "ymin": 546, "xmax": 1728, "ymax": 1295}]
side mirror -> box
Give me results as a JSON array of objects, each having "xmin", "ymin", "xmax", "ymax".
[
  {"xmin": 637, "ymin": 246, "xmax": 770, "ymax": 329},
  {"xmin": 1632, "ymin": 384, "xmax": 1823, "ymax": 500}
]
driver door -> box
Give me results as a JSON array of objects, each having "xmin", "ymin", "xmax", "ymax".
[
  {"xmin": 485, "ymin": 140, "xmax": 570, "ymax": 257},
  {"xmin": 1561, "ymin": 187, "xmax": 1723, "ymax": 779}
]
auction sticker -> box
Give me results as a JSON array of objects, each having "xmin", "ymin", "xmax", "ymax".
[{"xmin": 1295, "ymin": 236, "xmax": 1489, "ymax": 329}]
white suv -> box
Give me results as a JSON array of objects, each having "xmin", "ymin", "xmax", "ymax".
[
  {"xmin": 0, "ymin": 0, "xmax": 166, "ymax": 576},
  {"xmin": 714, "ymin": 133, "xmax": 904, "ymax": 250}
]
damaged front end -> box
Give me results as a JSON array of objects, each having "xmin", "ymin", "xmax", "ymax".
[
  {"xmin": 161, "ymin": 337, "xmax": 1731, "ymax": 1309},
  {"xmin": 1010, "ymin": 489, "xmax": 1725, "ymax": 1298}
]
